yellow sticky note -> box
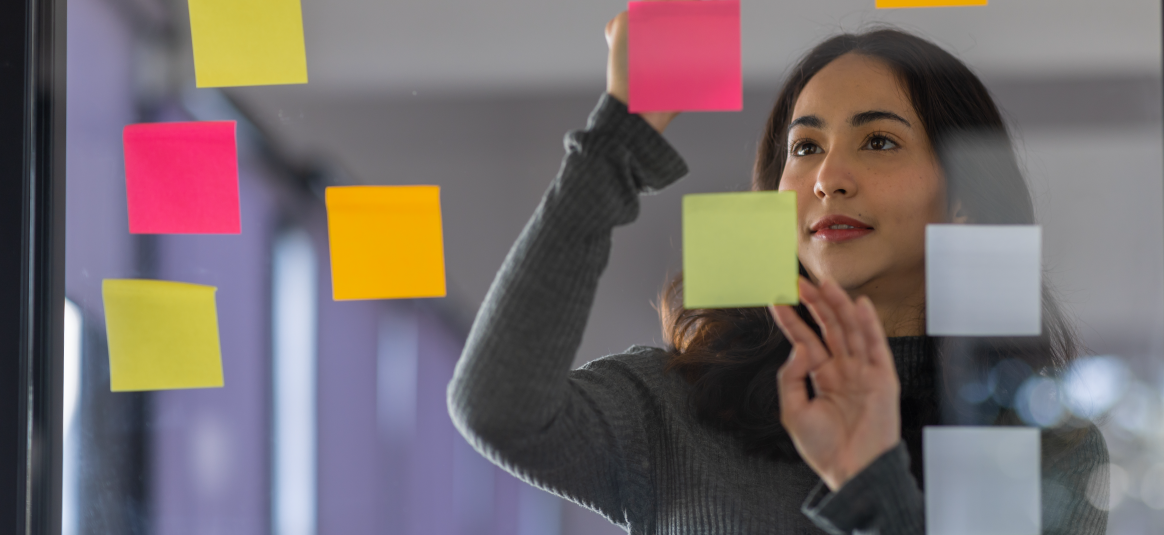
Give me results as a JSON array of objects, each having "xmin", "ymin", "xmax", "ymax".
[
  {"xmin": 188, "ymin": 0, "xmax": 308, "ymax": 87},
  {"xmin": 102, "ymin": 279, "xmax": 225, "ymax": 392},
  {"xmin": 683, "ymin": 191, "xmax": 798, "ymax": 309},
  {"xmin": 325, "ymin": 186, "xmax": 447, "ymax": 300},
  {"xmin": 876, "ymin": 0, "xmax": 986, "ymax": 7}
]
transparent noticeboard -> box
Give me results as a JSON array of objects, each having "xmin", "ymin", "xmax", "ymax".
[{"xmin": 64, "ymin": 0, "xmax": 1162, "ymax": 534}]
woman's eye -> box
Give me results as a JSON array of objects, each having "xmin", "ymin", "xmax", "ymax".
[
  {"xmin": 863, "ymin": 135, "xmax": 899, "ymax": 151},
  {"xmin": 794, "ymin": 142, "xmax": 821, "ymax": 156}
]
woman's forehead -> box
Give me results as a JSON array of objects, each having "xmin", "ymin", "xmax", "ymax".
[{"xmin": 791, "ymin": 54, "xmax": 916, "ymax": 125}]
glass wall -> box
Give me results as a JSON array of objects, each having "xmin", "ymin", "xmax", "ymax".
[
  {"xmin": 63, "ymin": 0, "xmax": 1163, "ymax": 534},
  {"xmin": 63, "ymin": 0, "xmax": 557, "ymax": 533}
]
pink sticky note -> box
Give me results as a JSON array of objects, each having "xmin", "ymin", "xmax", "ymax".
[
  {"xmin": 123, "ymin": 121, "xmax": 241, "ymax": 234},
  {"xmin": 627, "ymin": 0, "xmax": 742, "ymax": 113}
]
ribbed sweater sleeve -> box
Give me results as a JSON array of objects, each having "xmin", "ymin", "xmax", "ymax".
[
  {"xmin": 447, "ymin": 94, "xmax": 688, "ymax": 527},
  {"xmin": 802, "ymin": 427, "xmax": 1109, "ymax": 535},
  {"xmin": 801, "ymin": 442, "xmax": 925, "ymax": 535}
]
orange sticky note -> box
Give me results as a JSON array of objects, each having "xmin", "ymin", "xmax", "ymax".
[
  {"xmin": 325, "ymin": 186, "xmax": 447, "ymax": 300},
  {"xmin": 876, "ymin": 0, "xmax": 986, "ymax": 7}
]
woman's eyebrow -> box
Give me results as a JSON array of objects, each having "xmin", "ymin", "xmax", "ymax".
[
  {"xmin": 789, "ymin": 115, "xmax": 824, "ymax": 129},
  {"xmin": 850, "ymin": 110, "xmax": 911, "ymax": 128}
]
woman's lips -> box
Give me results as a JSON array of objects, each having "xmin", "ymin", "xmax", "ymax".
[
  {"xmin": 809, "ymin": 215, "xmax": 873, "ymax": 243},
  {"xmin": 813, "ymin": 227, "xmax": 873, "ymax": 242}
]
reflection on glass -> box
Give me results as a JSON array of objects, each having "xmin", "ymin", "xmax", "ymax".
[
  {"xmin": 272, "ymin": 229, "xmax": 318, "ymax": 535},
  {"xmin": 62, "ymin": 299, "xmax": 82, "ymax": 535},
  {"xmin": 378, "ymin": 303, "xmax": 417, "ymax": 442}
]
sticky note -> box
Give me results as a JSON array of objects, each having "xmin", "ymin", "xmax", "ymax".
[
  {"xmin": 123, "ymin": 121, "xmax": 241, "ymax": 234},
  {"xmin": 683, "ymin": 191, "xmax": 797, "ymax": 308},
  {"xmin": 627, "ymin": 0, "xmax": 742, "ymax": 113},
  {"xmin": 926, "ymin": 225, "xmax": 1041, "ymax": 336},
  {"xmin": 188, "ymin": 0, "xmax": 309, "ymax": 87},
  {"xmin": 102, "ymin": 279, "xmax": 225, "ymax": 392},
  {"xmin": 325, "ymin": 186, "xmax": 447, "ymax": 300},
  {"xmin": 877, "ymin": 0, "xmax": 986, "ymax": 7},
  {"xmin": 925, "ymin": 427, "xmax": 1040, "ymax": 535}
]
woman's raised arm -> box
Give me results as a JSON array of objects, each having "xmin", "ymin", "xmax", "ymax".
[{"xmin": 447, "ymin": 10, "xmax": 688, "ymax": 527}]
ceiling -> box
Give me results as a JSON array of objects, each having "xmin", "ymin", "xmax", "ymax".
[{"xmin": 295, "ymin": 0, "xmax": 1162, "ymax": 95}]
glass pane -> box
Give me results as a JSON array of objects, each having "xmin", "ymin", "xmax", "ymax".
[{"xmin": 64, "ymin": 0, "xmax": 1161, "ymax": 534}]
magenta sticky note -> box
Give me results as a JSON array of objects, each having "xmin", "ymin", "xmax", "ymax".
[
  {"xmin": 123, "ymin": 121, "xmax": 241, "ymax": 234},
  {"xmin": 627, "ymin": 0, "xmax": 742, "ymax": 113}
]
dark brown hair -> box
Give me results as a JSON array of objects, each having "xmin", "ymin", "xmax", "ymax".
[{"xmin": 660, "ymin": 28, "xmax": 1080, "ymax": 460}]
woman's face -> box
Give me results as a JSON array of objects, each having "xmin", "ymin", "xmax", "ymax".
[{"xmin": 777, "ymin": 53, "xmax": 951, "ymax": 302}]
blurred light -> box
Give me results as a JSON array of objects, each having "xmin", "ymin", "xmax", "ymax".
[
  {"xmin": 1087, "ymin": 463, "xmax": 1129, "ymax": 511},
  {"xmin": 1062, "ymin": 356, "xmax": 1130, "ymax": 420},
  {"xmin": 959, "ymin": 381, "xmax": 992, "ymax": 404},
  {"xmin": 378, "ymin": 304, "xmax": 417, "ymax": 442},
  {"xmin": 1015, "ymin": 376, "xmax": 1065, "ymax": 427},
  {"xmin": 191, "ymin": 413, "xmax": 231, "ymax": 499},
  {"xmin": 272, "ymin": 230, "xmax": 318, "ymax": 535},
  {"xmin": 1110, "ymin": 383, "xmax": 1159, "ymax": 434},
  {"xmin": 988, "ymin": 359, "xmax": 1033, "ymax": 408},
  {"xmin": 61, "ymin": 299, "xmax": 82, "ymax": 535},
  {"xmin": 1140, "ymin": 464, "xmax": 1164, "ymax": 510}
]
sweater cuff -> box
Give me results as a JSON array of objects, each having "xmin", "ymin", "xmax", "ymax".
[
  {"xmin": 583, "ymin": 93, "xmax": 688, "ymax": 193},
  {"xmin": 801, "ymin": 442, "xmax": 925, "ymax": 535}
]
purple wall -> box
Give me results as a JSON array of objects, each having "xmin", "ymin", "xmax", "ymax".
[
  {"xmin": 312, "ymin": 208, "xmax": 382, "ymax": 534},
  {"xmin": 151, "ymin": 168, "xmax": 278, "ymax": 535},
  {"xmin": 64, "ymin": 0, "xmax": 135, "ymax": 320}
]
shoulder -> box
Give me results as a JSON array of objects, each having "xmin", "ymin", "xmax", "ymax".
[
  {"xmin": 573, "ymin": 345, "xmax": 678, "ymax": 384},
  {"xmin": 570, "ymin": 345, "xmax": 690, "ymax": 407},
  {"xmin": 1041, "ymin": 419, "xmax": 1108, "ymax": 469}
]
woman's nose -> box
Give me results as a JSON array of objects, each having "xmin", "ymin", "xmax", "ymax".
[{"xmin": 812, "ymin": 153, "xmax": 858, "ymax": 200}]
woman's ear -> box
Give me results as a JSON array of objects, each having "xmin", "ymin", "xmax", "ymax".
[{"xmin": 950, "ymin": 200, "xmax": 971, "ymax": 224}]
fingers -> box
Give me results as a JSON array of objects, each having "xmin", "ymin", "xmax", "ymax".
[
  {"xmin": 798, "ymin": 278, "xmax": 853, "ymax": 361},
  {"xmin": 769, "ymin": 305, "xmax": 829, "ymax": 370},
  {"xmin": 605, "ymin": 12, "xmax": 626, "ymax": 47},
  {"xmin": 817, "ymin": 279, "xmax": 868, "ymax": 362},
  {"xmin": 605, "ymin": 11, "xmax": 629, "ymax": 104},
  {"xmin": 770, "ymin": 303, "xmax": 830, "ymax": 420},
  {"xmin": 856, "ymin": 296, "xmax": 894, "ymax": 369},
  {"xmin": 776, "ymin": 345, "xmax": 812, "ymax": 417}
]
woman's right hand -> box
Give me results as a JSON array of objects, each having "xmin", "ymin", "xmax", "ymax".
[{"xmin": 605, "ymin": 10, "xmax": 680, "ymax": 134}]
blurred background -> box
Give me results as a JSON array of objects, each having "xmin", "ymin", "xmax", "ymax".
[{"xmin": 65, "ymin": 0, "xmax": 1164, "ymax": 533}]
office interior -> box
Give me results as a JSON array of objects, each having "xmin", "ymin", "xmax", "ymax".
[{"xmin": 62, "ymin": 0, "xmax": 1163, "ymax": 534}]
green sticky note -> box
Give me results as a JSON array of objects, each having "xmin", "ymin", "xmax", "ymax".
[
  {"xmin": 682, "ymin": 191, "xmax": 799, "ymax": 308},
  {"xmin": 102, "ymin": 279, "xmax": 225, "ymax": 392},
  {"xmin": 188, "ymin": 0, "xmax": 309, "ymax": 88}
]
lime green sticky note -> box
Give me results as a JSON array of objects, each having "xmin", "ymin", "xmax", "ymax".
[
  {"xmin": 102, "ymin": 279, "xmax": 225, "ymax": 392},
  {"xmin": 682, "ymin": 191, "xmax": 799, "ymax": 308},
  {"xmin": 188, "ymin": 0, "xmax": 309, "ymax": 88}
]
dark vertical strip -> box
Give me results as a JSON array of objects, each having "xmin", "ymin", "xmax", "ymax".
[
  {"xmin": 28, "ymin": 0, "xmax": 68, "ymax": 528},
  {"xmin": 0, "ymin": 0, "xmax": 31, "ymax": 532},
  {"xmin": 0, "ymin": 0, "xmax": 68, "ymax": 532}
]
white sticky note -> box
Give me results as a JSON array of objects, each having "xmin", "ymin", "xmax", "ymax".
[
  {"xmin": 926, "ymin": 225, "xmax": 1041, "ymax": 336},
  {"xmin": 925, "ymin": 427, "xmax": 1040, "ymax": 535}
]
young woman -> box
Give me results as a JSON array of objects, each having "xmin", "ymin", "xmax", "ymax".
[{"xmin": 449, "ymin": 11, "xmax": 1108, "ymax": 535}]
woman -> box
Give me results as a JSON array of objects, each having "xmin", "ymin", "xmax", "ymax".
[{"xmin": 449, "ymin": 10, "xmax": 1108, "ymax": 534}]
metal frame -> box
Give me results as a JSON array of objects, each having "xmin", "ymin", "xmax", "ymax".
[{"xmin": 1, "ymin": 0, "xmax": 66, "ymax": 531}]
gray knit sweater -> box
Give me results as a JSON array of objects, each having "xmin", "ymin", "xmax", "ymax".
[{"xmin": 448, "ymin": 94, "xmax": 1109, "ymax": 534}]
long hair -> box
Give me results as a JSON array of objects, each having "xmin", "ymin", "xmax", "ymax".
[{"xmin": 660, "ymin": 28, "xmax": 1081, "ymax": 461}]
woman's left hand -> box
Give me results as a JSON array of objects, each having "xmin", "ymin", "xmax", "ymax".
[{"xmin": 769, "ymin": 277, "xmax": 901, "ymax": 492}]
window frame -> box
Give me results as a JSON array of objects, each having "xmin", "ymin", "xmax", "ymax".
[{"xmin": 0, "ymin": 0, "xmax": 66, "ymax": 532}]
